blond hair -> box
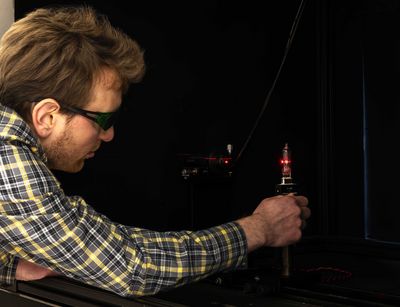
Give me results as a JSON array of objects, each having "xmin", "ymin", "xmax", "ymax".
[{"xmin": 0, "ymin": 5, "xmax": 145, "ymax": 121}]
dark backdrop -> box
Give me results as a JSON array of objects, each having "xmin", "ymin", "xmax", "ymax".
[
  {"xmin": 15, "ymin": 0, "xmax": 318, "ymax": 232},
  {"xmin": 12, "ymin": 1, "xmax": 400, "ymax": 301},
  {"xmin": 330, "ymin": 0, "xmax": 400, "ymax": 243}
]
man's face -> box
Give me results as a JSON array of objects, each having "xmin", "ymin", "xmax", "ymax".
[{"xmin": 44, "ymin": 69, "xmax": 122, "ymax": 173}]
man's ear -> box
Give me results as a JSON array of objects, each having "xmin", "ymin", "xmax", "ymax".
[{"xmin": 31, "ymin": 99, "xmax": 62, "ymax": 138}]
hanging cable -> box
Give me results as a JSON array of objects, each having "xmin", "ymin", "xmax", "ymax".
[{"xmin": 235, "ymin": 0, "xmax": 308, "ymax": 164}]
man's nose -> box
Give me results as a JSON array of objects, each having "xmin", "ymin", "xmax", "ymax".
[{"xmin": 99, "ymin": 126, "xmax": 114, "ymax": 142}]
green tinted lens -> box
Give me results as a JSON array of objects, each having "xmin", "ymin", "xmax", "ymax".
[{"xmin": 95, "ymin": 110, "xmax": 119, "ymax": 130}]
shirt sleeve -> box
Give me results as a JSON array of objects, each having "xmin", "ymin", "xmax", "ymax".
[
  {"xmin": 0, "ymin": 144, "xmax": 248, "ymax": 297},
  {"xmin": 0, "ymin": 195, "xmax": 247, "ymax": 297},
  {"xmin": 0, "ymin": 251, "xmax": 18, "ymax": 286}
]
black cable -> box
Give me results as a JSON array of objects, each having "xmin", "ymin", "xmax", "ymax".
[{"xmin": 235, "ymin": 0, "xmax": 308, "ymax": 164}]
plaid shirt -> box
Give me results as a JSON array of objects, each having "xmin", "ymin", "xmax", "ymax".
[{"xmin": 0, "ymin": 104, "xmax": 247, "ymax": 297}]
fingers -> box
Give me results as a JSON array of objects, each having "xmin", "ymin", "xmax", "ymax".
[
  {"xmin": 285, "ymin": 194, "xmax": 310, "ymax": 219},
  {"xmin": 299, "ymin": 203, "xmax": 310, "ymax": 230},
  {"xmin": 274, "ymin": 194, "xmax": 310, "ymax": 223},
  {"xmin": 287, "ymin": 194, "xmax": 310, "ymax": 230},
  {"xmin": 294, "ymin": 195, "xmax": 309, "ymax": 207},
  {"xmin": 300, "ymin": 207, "xmax": 311, "ymax": 220}
]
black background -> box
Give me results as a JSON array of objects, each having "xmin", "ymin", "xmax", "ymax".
[
  {"xmin": 15, "ymin": 0, "xmax": 400, "ymax": 246},
  {"xmin": 15, "ymin": 0, "xmax": 318, "ymax": 232},
  {"xmin": 12, "ymin": 0, "xmax": 400, "ymax": 303}
]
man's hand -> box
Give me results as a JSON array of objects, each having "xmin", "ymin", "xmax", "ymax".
[
  {"xmin": 16, "ymin": 259, "xmax": 60, "ymax": 281},
  {"xmin": 236, "ymin": 194, "xmax": 310, "ymax": 252}
]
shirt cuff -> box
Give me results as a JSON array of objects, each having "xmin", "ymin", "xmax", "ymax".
[
  {"xmin": 0, "ymin": 255, "xmax": 19, "ymax": 287},
  {"xmin": 231, "ymin": 221, "xmax": 249, "ymax": 269},
  {"xmin": 212, "ymin": 221, "xmax": 248, "ymax": 271}
]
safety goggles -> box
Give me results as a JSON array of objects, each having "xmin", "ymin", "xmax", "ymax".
[{"xmin": 62, "ymin": 105, "xmax": 119, "ymax": 131}]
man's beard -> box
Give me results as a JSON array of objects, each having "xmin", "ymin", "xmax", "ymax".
[{"xmin": 44, "ymin": 128, "xmax": 83, "ymax": 173}]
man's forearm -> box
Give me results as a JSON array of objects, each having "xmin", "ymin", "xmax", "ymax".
[{"xmin": 3, "ymin": 211, "xmax": 247, "ymax": 297}]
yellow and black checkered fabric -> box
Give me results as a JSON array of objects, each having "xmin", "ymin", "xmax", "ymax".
[{"xmin": 0, "ymin": 104, "xmax": 247, "ymax": 297}]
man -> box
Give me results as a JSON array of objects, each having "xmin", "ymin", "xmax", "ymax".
[{"xmin": 0, "ymin": 6, "xmax": 310, "ymax": 297}]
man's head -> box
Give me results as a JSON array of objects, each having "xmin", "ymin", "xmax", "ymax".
[{"xmin": 0, "ymin": 5, "xmax": 145, "ymax": 172}]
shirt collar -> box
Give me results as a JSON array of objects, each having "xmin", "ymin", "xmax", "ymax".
[{"xmin": 0, "ymin": 103, "xmax": 48, "ymax": 163}]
